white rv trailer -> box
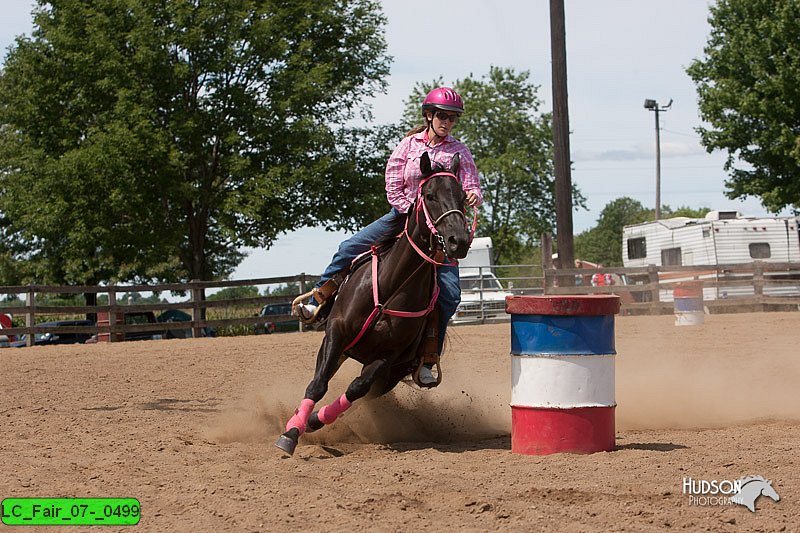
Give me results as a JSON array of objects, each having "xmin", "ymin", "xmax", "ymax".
[
  {"xmin": 622, "ymin": 211, "xmax": 800, "ymax": 267},
  {"xmin": 622, "ymin": 211, "xmax": 800, "ymax": 299}
]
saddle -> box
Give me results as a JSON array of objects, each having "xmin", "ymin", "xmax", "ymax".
[
  {"xmin": 291, "ymin": 235, "xmax": 443, "ymax": 388},
  {"xmin": 291, "ymin": 238, "xmax": 399, "ymax": 326}
]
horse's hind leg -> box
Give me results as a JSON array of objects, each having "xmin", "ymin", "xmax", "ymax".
[
  {"xmin": 275, "ymin": 337, "xmax": 344, "ymax": 456},
  {"xmin": 305, "ymin": 358, "xmax": 388, "ymax": 433}
]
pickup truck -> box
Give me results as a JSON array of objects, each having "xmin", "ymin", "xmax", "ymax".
[
  {"xmin": 258, "ymin": 303, "xmax": 300, "ymax": 334},
  {"xmin": 453, "ymin": 272, "xmax": 513, "ymax": 323},
  {"xmin": 87, "ymin": 311, "xmax": 165, "ymax": 342}
]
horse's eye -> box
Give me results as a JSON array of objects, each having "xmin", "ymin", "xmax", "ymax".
[{"xmin": 425, "ymin": 193, "xmax": 437, "ymax": 202}]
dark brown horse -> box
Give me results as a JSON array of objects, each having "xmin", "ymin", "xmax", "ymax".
[{"xmin": 276, "ymin": 152, "xmax": 472, "ymax": 455}]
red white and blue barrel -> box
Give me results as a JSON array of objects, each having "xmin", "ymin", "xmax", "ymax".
[
  {"xmin": 505, "ymin": 295, "xmax": 620, "ymax": 455},
  {"xmin": 673, "ymin": 281, "xmax": 704, "ymax": 326}
]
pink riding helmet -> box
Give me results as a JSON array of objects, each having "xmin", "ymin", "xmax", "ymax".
[{"xmin": 422, "ymin": 87, "xmax": 464, "ymax": 113}]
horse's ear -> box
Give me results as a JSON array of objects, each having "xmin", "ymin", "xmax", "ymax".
[
  {"xmin": 450, "ymin": 153, "xmax": 460, "ymax": 176},
  {"xmin": 420, "ymin": 152, "xmax": 432, "ymax": 175}
]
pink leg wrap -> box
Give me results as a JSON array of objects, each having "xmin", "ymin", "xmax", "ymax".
[
  {"xmin": 317, "ymin": 394, "xmax": 352, "ymax": 425},
  {"xmin": 285, "ymin": 398, "xmax": 315, "ymax": 434}
]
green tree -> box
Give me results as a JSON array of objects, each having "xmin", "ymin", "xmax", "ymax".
[
  {"xmin": 0, "ymin": 217, "xmax": 27, "ymax": 285},
  {"xmin": 0, "ymin": 0, "xmax": 390, "ymax": 286},
  {"xmin": 401, "ymin": 67, "xmax": 581, "ymax": 265},
  {"xmin": 119, "ymin": 292, "xmax": 166, "ymax": 304},
  {"xmin": 687, "ymin": 0, "xmax": 800, "ymax": 213},
  {"xmin": 574, "ymin": 199, "xmax": 711, "ymax": 266},
  {"xmin": 265, "ymin": 282, "xmax": 300, "ymax": 297},
  {"xmin": 574, "ymin": 198, "xmax": 650, "ymax": 266},
  {"xmin": 667, "ymin": 206, "xmax": 712, "ymax": 219},
  {"xmin": 207, "ymin": 285, "xmax": 259, "ymax": 301}
]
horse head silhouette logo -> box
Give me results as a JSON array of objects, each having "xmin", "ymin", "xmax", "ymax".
[{"xmin": 731, "ymin": 475, "xmax": 780, "ymax": 512}]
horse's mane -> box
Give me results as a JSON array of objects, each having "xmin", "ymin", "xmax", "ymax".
[{"xmin": 739, "ymin": 475, "xmax": 768, "ymax": 486}]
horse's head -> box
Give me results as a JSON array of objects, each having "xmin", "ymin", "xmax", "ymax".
[
  {"xmin": 733, "ymin": 476, "xmax": 781, "ymax": 512},
  {"xmin": 415, "ymin": 152, "xmax": 471, "ymax": 259},
  {"xmin": 761, "ymin": 480, "xmax": 780, "ymax": 502}
]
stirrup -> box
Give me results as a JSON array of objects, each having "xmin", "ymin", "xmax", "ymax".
[
  {"xmin": 413, "ymin": 355, "xmax": 442, "ymax": 388},
  {"xmin": 291, "ymin": 276, "xmax": 342, "ymax": 325},
  {"xmin": 292, "ymin": 290, "xmax": 325, "ymax": 325}
]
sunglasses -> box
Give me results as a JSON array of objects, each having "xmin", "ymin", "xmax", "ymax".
[{"xmin": 434, "ymin": 110, "xmax": 460, "ymax": 123}]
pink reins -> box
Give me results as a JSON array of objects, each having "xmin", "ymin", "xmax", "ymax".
[{"xmin": 341, "ymin": 171, "xmax": 477, "ymax": 353}]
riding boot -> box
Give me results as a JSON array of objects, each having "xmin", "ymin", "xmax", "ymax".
[
  {"xmin": 312, "ymin": 276, "xmax": 341, "ymax": 306},
  {"xmin": 413, "ymin": 308, "xmax": 442, "ymax": 388},
  {"xmin": 292, "ymin": 271, "xmax": 347, "ymax": 324}
]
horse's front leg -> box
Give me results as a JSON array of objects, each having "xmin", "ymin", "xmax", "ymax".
[
  {"xmin": 275, "ymin": 336, "xmax": 344, "ymax": 456},
  {"xmin": 305, "ymin": 357, "xmax": 388, "ymax": 434}
]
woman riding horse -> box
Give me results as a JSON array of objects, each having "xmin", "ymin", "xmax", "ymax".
[
  {"xmin": 294, "ymin": 87, "xmax": 483, "ymax": 386},
  {"xmin": 277, "ymin": 150, "xmax": 474, "ymax": 456}
]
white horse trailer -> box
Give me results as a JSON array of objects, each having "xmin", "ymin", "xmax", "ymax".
[
  {"xmin": 458, "ymin": 236, "xmax": 494, "ymax": 276},
  {"xmin": 454, "ymin": 237, "xmax": 513, "ymax": 322},
  {"xmin": 622, "ymin": 211, "xmax": 800, "ymax": 300}
]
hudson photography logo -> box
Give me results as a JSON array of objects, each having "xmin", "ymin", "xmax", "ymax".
[{"xmin": 683, "ymin": 475, "xmax": 781, "ymax": 512}]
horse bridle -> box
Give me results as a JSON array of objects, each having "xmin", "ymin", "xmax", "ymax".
[
  {"xmin": 340, "ymin": 170, "xmax": 477, "ymax": 353},
  {"xmin": 404, "ymin": 171, "xmax": 478, "ymax": 266}
]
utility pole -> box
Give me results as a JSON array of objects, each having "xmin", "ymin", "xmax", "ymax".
[
  {"xmin": 550, "ymin": 0, "xmax": 574, "ymax": 284},
  {"xmin": 643, "ymin": 98, "xmax": 672, "ymax": 221}
]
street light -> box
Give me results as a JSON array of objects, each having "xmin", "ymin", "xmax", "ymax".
[{"xmin": 643, "ymin": 98, "xmax": 672, "ymax": 220}]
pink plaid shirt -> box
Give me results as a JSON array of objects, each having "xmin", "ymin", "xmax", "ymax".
[{"xmin": 385, "ymin": 130, "xmax": 483, "ymax": 213}]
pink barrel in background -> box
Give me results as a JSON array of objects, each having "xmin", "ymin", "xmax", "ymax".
[{"xmin": 505, "ymin": 295, "xmax": 620, "ymax": 455}]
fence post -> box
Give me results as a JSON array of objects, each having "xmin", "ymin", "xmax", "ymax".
[
  {"xmin": 753, "ymin": 261, "xmax": 764, "ymax": 301},
  {"xmin": 25, "ymin": 287, "xmax": 35, "ymax": 347},
  {"xmin": 543, "ymin": 269, "xmax": 553, "ymax": 295},
  {"xmin": 648, "ymin": 264, "xmax": 660, "ymax": 315},
  {"xmin": 190, "ymin": 280, "xmax": 203, "ymax": 339},
  {"xmin": 478, "ymin": 266, "xmax": 486, "ymax": 323},
  {"xmin": 298, "ymin": 274, "xmax": 307, "ymax": 333},
  {"xmin": 540, "ymin": 232, "xmax": 554, "ymax": 270},
  {"xmin": 108, "ymin": 289, "xmax": 118, "ymax": 342}
]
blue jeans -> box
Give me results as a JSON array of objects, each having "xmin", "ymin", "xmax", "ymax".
[
  {"xmin": 435, "ymin": 264, "xmax": 461, "ymax": 354},
  {"xmin": 316, "ymin": 208, "xmax": 460, "ymax": 353},
  {"xmin": 317, "ymin": 208, "xmax": 406, "ymax": 285}
]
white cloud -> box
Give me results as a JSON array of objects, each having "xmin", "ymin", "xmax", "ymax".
[{"xmin": 574, "ymin": 142, "xmax": 706, "ymax": 162}]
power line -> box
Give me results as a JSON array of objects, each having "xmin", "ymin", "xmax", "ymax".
[
  {"xmin": 573, "ymin": 164, "xmax": 723, "ymax": 171},
  {"xmin": 574, "ymin": 130, "xmax": 700, "ymax": 142},
  {"xmin": 572, "ymin": 137, "xmax": 646, "ymax": 143},
  {"xmin": 662, "ymin": 128, "xmax": 701, "ymax": 138},
  {"xmin": 581, "ymin": 189, "xmax": 729, "ymax": 197}
]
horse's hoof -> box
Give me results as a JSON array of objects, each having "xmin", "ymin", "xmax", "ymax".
[
  {"xmin": 275, "ymin": 435, "xmax": 297, "ymax": 456},
  {"xmin": 305, "ymin": 412, "xmax": 324, "ymax": 433}
]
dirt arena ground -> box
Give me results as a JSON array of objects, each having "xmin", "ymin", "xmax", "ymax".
[{"xmin": 1, "ymin": 311, "xmax": 798, "ymax": 532}]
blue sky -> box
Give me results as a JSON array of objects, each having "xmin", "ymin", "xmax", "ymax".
[{"xmin": 1, "ymin": 1, "xmax": 786, "ymax": 281}]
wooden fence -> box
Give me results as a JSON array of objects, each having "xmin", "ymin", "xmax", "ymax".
[
  {"xmin": 2, "ymin": 261, "xmax": 799, "ymax": 345},
  {"xmin": 543, "ymin": 261, "xmax": 800, "ymax": 314},
  {"xmin": 0, "ymin": 274, "xmax": 319, "ymax": 347}
]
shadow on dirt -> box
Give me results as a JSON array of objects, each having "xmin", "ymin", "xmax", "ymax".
[
  {"xmin": 83, "ymin": 398, "xmax": 223, "ymax": 413},
  {"xmin": 616, "ymin": 442, "xmax": 689, "ymax": 452},
  {"xmin": 387, "ymin": 435, "xmax": 510, "ymax": 454},
  {"xmin": 138, "ymin": 397, "xmax": 222, "ymax": 413}
]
